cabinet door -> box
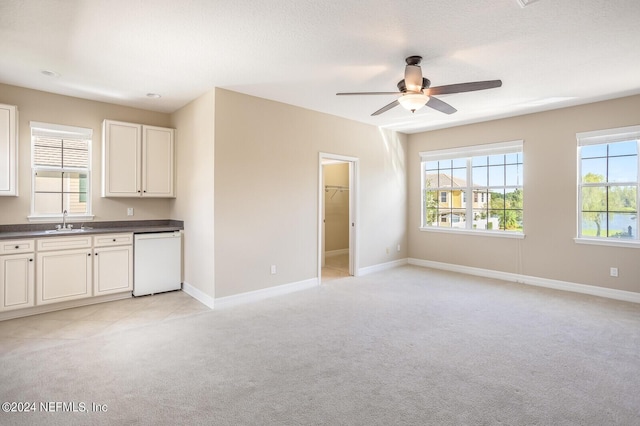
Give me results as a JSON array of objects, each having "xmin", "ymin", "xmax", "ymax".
[
  {"xmin": 102, "ymin": 120, "xmax": 141, "ymax": 197},
  {"xmin": 142, "ymin": 125, "xmax": 174, "ymax": 197},
  {"xmin": 0, "ymin": 253, "xmax": 35, "ymax": 311},
  {"xmin": 0, "ymin": 104, "xmax": 17, "ymax": 196},
  {"xmin": 94, "ymin": 246, "xmax": 133, "ymax": 296},
  {"xmin": 36, "ymin": 249, "xmax": 92, "ymax": 305}
]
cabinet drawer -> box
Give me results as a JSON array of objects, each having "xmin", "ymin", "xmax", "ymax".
[
  {"xmin": 0, "ymin": 239, "xmax": 35, "ymax": 255},
  {"xmin": 37, "ymin": 236, "xmax": 92, "ymax": 252},
  {"xmin": 93, "ymin": 233, "xmax": 133, "ymax": 247}
]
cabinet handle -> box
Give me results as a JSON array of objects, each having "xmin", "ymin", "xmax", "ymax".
[
  {"xmin": 113, "ymin": 239, "xmax": 116, "ymax": 242},
  {"xmin": 15, "ymin": 245, "xmax": 19, "ymax": 249},
  {"xmin": 88, "ymin": 253, "xmax": 91, "ymax": 256},
  {"xmin": 29, "ymin": 258, "xmax": 33, "ymax": 262}
]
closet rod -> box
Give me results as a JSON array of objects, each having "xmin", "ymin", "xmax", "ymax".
[{"xmin": 324, "ymin": 185, "xmax": 349, "ymax": 191}]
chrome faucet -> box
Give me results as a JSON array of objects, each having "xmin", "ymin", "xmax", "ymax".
[
  {"xmin": 54, "ymin": 210, "xmax": 74, "ymax": 231},
  {"xmin": 61, "ymin": 210, "xmax": 68, "ymax": 229}
]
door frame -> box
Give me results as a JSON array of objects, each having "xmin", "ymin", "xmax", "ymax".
[{"xmin": 318, "ymin": 152, "xmax": 359, "ymax": 280}]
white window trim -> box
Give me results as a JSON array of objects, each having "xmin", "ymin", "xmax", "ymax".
[
  {"xmin": 28, "ymin": 121, "xmax": 94, "ymax": 223},
  {"xmin": 576, "ymin": 125, "xmax": 640, "ymax": 146},
  {"xmin": 27, "ymin": 214, "xmax": 95, "ymax": 223},
  {"xmin": 574, "ymin": 237, "xmax": 640, "ymax": 248},
  {"xmin": 419, "ymin": 140, "xmax": 524, "ymax": 161},
  {"xmin": 420, "ymin": 140, "xmax": 524, "ymax": 238},
  {"xmin": 421, "ymin": 226, "xmax": 525, "ymax": 239},
  {"xmin": 576, "ymin": 125, "xmax": 640, "ymax": 247}
]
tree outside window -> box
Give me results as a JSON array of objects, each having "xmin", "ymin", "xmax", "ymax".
[{"xmin": 579, "ymin": 135, "xmax": 638, "ymax": 240}]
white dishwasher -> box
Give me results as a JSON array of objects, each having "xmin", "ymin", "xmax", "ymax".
[{"xmin": 133, "ymin": 231, "xmax": 182, "ymax": 296}]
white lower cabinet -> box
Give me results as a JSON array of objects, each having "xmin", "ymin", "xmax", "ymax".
[
  {"xmin": 34, "ymin": 233, "xmax": 133, "ymax": 306},
  {"xmin": 36, "ymin": 248, "xmax": 92, "ymax": 305},
  {"xmin": 0, "ymin": 239, "xmax": 35, "ymax": 311},
  {"xmin": 94, "ymin": 243, "xmax": 133, "ymax": 296},
  {"xmin": 1, "ymin": 253, "xmax": 35, "ymax": 311}
]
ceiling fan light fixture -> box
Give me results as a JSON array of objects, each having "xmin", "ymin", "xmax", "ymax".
[
  {"xmin": 398, "ymin": 92, "xmax": 429, "ymax": 113},
  {"xmin": 404, "ymin": 65, "xmax": 423, "ymax": 92}
]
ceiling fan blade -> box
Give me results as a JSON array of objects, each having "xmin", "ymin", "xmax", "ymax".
[
  {"xmin": 426, "ymin": 80, "xmax": 502, "ymax": 96},
  {"xmin": 426, "ymin": 96, "xmax": 457, "ymax": 115},
  {"xmin": 337, "ymin": 92, "xmax": 401, "ymax": 96},
  {"xmin": 371, "ymin": 100, "xmax": 400, "ymax": 116}
]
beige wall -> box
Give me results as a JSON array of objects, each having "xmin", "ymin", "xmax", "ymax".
[
  {"xmin": 10, "ymin": 80, "xmax": 635, "ymax": 301},
  {"xmin": 408, "ymin": 94, "xmax": 640, "ymax": 293},
  {"xmin": 0, "ymin": 84, "xmax": 173, "ymax": 224},
  {"xmin": 214, "ymin": 88, "xmax": 408, "ymax": 298},
  {"xmin": 169, "ymin": 90, "xmax": 215, "ymax": 299},
  {"xmin": 324, "ymin": 163, "xmax": 349, "ymax": 252}
]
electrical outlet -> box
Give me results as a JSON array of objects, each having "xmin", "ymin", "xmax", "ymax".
[
  {"xmin": 397, "ymin": 244, "xmax": 401, "ymax": 252},
  {"xmin": 270, "ymin": 265, "xmax": 277, "ymax": 275},
  {"xmin": 610, "ymin": 267, "xmax": 618, "ymax": 277},
  {"xmin": 127, "ymin": 207, "xmax": 134, "ymax": 216},
  {"xmin": 385, "ymin": 247, "xmax": 389, "ymax": 254}
]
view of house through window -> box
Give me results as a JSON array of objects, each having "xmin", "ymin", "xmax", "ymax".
[
  {"xmin": 421, "ymin": 141, "xmax": 523, "ymax": 233},
  {"xmin": 577, "ymin": 126, "xmax": 639, "ymax": 241},
  {"xmin": 30, "ymin": 122, "xmax": 92, "ymax": 218}
]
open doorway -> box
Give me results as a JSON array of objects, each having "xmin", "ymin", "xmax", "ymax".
[{"xmin": 319, "ymin": 153, "xmax": 358, "ymax": 282}]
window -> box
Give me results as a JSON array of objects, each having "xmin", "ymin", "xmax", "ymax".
[
  {"xmin": 577, "ymin": 125, "xmax": 639, "ymax": 245},
  {"xmin": 421, "ymin": 140, "xmax": 524, "ymax": 235},
  {"xmin": 30, "ymin": 122, "xmax": 93, "ymax": 220}
]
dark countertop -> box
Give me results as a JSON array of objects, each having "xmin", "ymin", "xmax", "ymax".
[{"xmin": 0, "ymin": 220, "xmax": 183, "ymax": 241}]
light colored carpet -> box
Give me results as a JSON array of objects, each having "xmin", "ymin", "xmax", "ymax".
[{"xmin": 1, "ymin": 265, "xmax": 639, "ymax": 425}]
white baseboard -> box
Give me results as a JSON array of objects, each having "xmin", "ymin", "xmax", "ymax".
[
  {"xmin": 325, "ymin": 249, "xmax": 349, "ymax": 257},
  {"xmin": 182, "ymin": 281, "xmax": 215, "ymax": 309},
  {"xmin": 214, "ymin": 278, "xmax": 319, "ymax": 310},
  {"xmin": 358, "ymin": 258, "xmax": 408, "ymax": 276},
  {"xmin": 408, "ymin": 258, "xmax": 640, "ymax": 304},
  {"xmin": 0, "ymin": 292, "xmax": 132, "ymax": 321}
]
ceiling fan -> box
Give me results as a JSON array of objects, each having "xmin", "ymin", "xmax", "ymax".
[{"xmin": 337, "ymin": 56, "xmax": 502, "ymax": 116}]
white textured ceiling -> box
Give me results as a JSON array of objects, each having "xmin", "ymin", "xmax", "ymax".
[{"xmin": 1, "ymin": 0, "xmax": 639, "ymax": 133}]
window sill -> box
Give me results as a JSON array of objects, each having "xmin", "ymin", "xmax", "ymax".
[
  {"xmin": 28, "ymin": 214, "xmax": 95, "ymax": 223},
  {"xmin": 420, "ymin": 227, "xmax": 525, "ymax": 239},
  {"xmin": 574, "ymin": 237, "xmax": 640, "ymax": 249}
]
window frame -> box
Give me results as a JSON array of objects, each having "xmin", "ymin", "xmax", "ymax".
[
  {"xmin": 420, "ymin": 140, "xmax": 524, "ymax": 239},
  {"xmin": 28, "ymin": 121, "xmax": 94, "ymax": 223},
  {"xmin": 575, "ymin": 125, "xmax": 640, "ymax": 248}
]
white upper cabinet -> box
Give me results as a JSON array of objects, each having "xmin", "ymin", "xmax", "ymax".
[
  {"xmin": 0, "ymin": 104, "xmax": 18, "ymax": 196},
  {"xmin": 102, "ymin": 120, "xmax": 141, "ymax": 197},
  {"xmin": 142, "ymin": 125, "xmax": 175, "ymax": 197},
  {"xmin": 102, "ymin": 119, "xmax": 175, "ymax": 197}
]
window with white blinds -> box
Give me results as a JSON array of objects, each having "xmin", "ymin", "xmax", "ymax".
[{"xmin": 30, "ymin": 122, "xmax": 92, "ymax": 218}]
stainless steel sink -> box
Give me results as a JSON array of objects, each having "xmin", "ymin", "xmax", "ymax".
[{"xmin": 44, "ymin": 228, "xmax": 87, "ymax": 234}]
